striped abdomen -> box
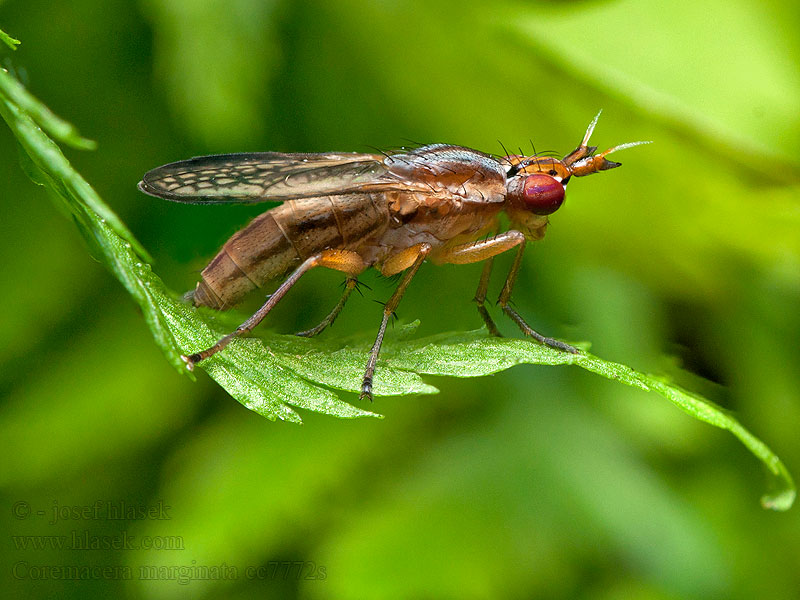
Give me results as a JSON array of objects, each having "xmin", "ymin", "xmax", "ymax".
[{"xmin": 193, "ymin": 193, "xmax": 389, "ymax": 309}]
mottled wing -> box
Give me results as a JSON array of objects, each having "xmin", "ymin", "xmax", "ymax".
[{"xmin": 138, "ymin": 152, "xmax": 394, "ymax": 204}]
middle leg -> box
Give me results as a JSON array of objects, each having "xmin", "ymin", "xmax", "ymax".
[
  {"xmin": 473, "ymin": 256, "xmax": 502, "ymax": 337},
  {"xmin": 360, "ymin": 243, "xmax": 432, "ymax": 401},
  {"xmin": 295, "ymin": 277, "xmax": 359, "ymax": 338}
]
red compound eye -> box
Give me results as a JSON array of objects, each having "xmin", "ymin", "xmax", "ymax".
[{"xmin": 518, "ymin": 174, "xmax": 565, "ymax": 215}]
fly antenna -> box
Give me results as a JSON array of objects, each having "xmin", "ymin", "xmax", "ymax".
[
  {"xmin": 598, "ymin": 140, "xmax": 653, "ymax": 157},
  {"xmin": 581, "ymin": 110, "xmax": 602, "ymax": 148},
  {"xmin": 562, "ymin": 110, "xmax": 603, "ymax": 166},
  {"xmin": 570, "ymin": 139, "xmax": 652, "ymax": 176}
]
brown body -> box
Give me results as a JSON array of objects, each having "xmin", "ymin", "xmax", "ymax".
[
  {"xmin": 194, "ymin": 192, "xmax": 390, "ymax": 308},
  {"xmin": 183, "ymin": 144, "xmax": 526, "ymax": 310},
  {"xmin": 139, "ymin": 114, "xmax": 647, "ymax": 399}
]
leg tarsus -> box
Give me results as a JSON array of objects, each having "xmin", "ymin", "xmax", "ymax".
[
  {"xmin": 476, "ymin": 304, "xmax": 502, "ymax": 337},
  {"xmin": 501, "ymin": 304, "xmax": 579, "ymax": 353},
  {"xmin": 359, "ymin": 378, "xmax": 373, "ymax": 402},
  {"xmin": 360, "ymin": 312, "xmax": 388, "ymax": 401}
]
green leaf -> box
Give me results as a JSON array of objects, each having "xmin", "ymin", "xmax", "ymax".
[
  {"xmin": 0, "ymin": 66, "xmax": 379, "ymax": 424},
  {"xmin": 383, "ymin": 329, "xmax": 796, "ymax": 511},
  {"xmin": 0, "ymin": 63, "xmax": 95, "ymax": 150},
  {"xmin": 0, "ymin": 27, "xmax": 20, "ymax": 51},
  {"xmin": 0, "ymin": 62, "xmax": 793, "ymax": 509}
]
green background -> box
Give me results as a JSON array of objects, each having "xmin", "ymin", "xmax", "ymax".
[{"xmin": 2, "ymin": 0, "xmax": 799, "ymax": 598}]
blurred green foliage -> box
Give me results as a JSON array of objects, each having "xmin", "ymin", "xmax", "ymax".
[{"xmin": 1, "ymin": 0, "xmax": 799, "ymax": 598}]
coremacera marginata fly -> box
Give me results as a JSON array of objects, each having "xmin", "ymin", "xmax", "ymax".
[{"xmin": 139, "ymin": 112, "xmax": 649, "ymax": 400}]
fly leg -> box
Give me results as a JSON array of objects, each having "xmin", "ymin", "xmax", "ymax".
[
  {"xmin": 497, "ymin": 242, "xmax": 578, "ymax": 353},
  {"xmin": 473, "ymin": 257, "xmax": 501, "ymax": 337},
  {"xmin": 360, "ymin": 243, "xmax": 431, "ymax": 401},
  {"xmin": 295, "ymin": 277, "xmax": 359, "ymax": 338},
  {"xmin": 183, "ymin": 249, "xmax": 366, "ymax": 369},
  {"xmin": 436, "ymin": 231, "xmax": 578, "ymax": 354}
]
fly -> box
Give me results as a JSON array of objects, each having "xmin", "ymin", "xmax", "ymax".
[{"xmin": 138, "ymin": 112, "xmax": 649, "ymax": 400}]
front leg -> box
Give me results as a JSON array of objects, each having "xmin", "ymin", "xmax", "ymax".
[
  {"xmin": 496, "ymin": 243, "xmax": 578, "ymax": 353},
  {"xmin": 435, "ymin": 231, "xmax": 579, "ymax": 354}
]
